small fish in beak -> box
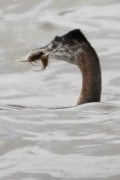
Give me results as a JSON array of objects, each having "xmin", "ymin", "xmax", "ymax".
[{"xmin": 17, "ymin": 49, "xmax": 50, "ymax": 71}]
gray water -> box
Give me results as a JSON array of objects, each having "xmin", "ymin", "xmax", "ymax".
[{"xmin": 0, "ymin": 0, "xmax": 120, "ymax": 180}]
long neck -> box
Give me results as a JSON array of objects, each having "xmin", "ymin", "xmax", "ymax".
[{"xmin": 76, "ymin": 46, "xmax": 101, "ymax": 105}]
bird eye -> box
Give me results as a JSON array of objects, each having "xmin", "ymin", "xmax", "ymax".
[{"xmin": 55, "ymin": 36, "xmax": 60, "ymax": 41}]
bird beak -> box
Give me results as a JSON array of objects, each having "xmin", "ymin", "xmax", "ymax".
[
  {"xmin": 16, "ymin": 59, "xmax": 28, "ymax": 63},
  {"xmin": 16, "ymin": 49, "xmax": 51, "ymax": 64},
  {"xmin": 16, "ymin": 47, "xmax": 52, "ymax": 71}
]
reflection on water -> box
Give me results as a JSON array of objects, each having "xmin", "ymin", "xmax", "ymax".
[{"xmin": 0, "ymin": 0, "xmax": 120, "ymax": 179}]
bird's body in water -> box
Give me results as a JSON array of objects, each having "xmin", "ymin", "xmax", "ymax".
[{"xmin": 18, "ymin": 29, "xmax": 101, "ymax": 106}]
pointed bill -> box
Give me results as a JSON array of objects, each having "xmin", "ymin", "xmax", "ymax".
[{"xmin": 16, "ymin": 59, "xmax": 28, "ymax": 63}]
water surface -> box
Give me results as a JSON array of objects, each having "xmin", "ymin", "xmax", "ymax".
[{"xmin": 0, "ymin": 0, "xmax": 120, "ymax": 179}]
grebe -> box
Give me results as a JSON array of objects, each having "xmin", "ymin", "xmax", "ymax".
[{"xmin": 19, "ymin": 29, "xmax": 102, "ymax": 105}]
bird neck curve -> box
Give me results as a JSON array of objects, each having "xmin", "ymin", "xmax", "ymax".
[{"xmin": 76, "ymin": 45, "xmax": 101, "ymax": 105}]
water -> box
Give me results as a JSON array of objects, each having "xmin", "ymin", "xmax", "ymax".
[{"xmin": 0, "ymin": 0, "xmax": 120, "ymax": 179}]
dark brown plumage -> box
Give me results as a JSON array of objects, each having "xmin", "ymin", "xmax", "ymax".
[{"xmin": 18, "ymin": 29, "xmax": 102, "ymax": 105}]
